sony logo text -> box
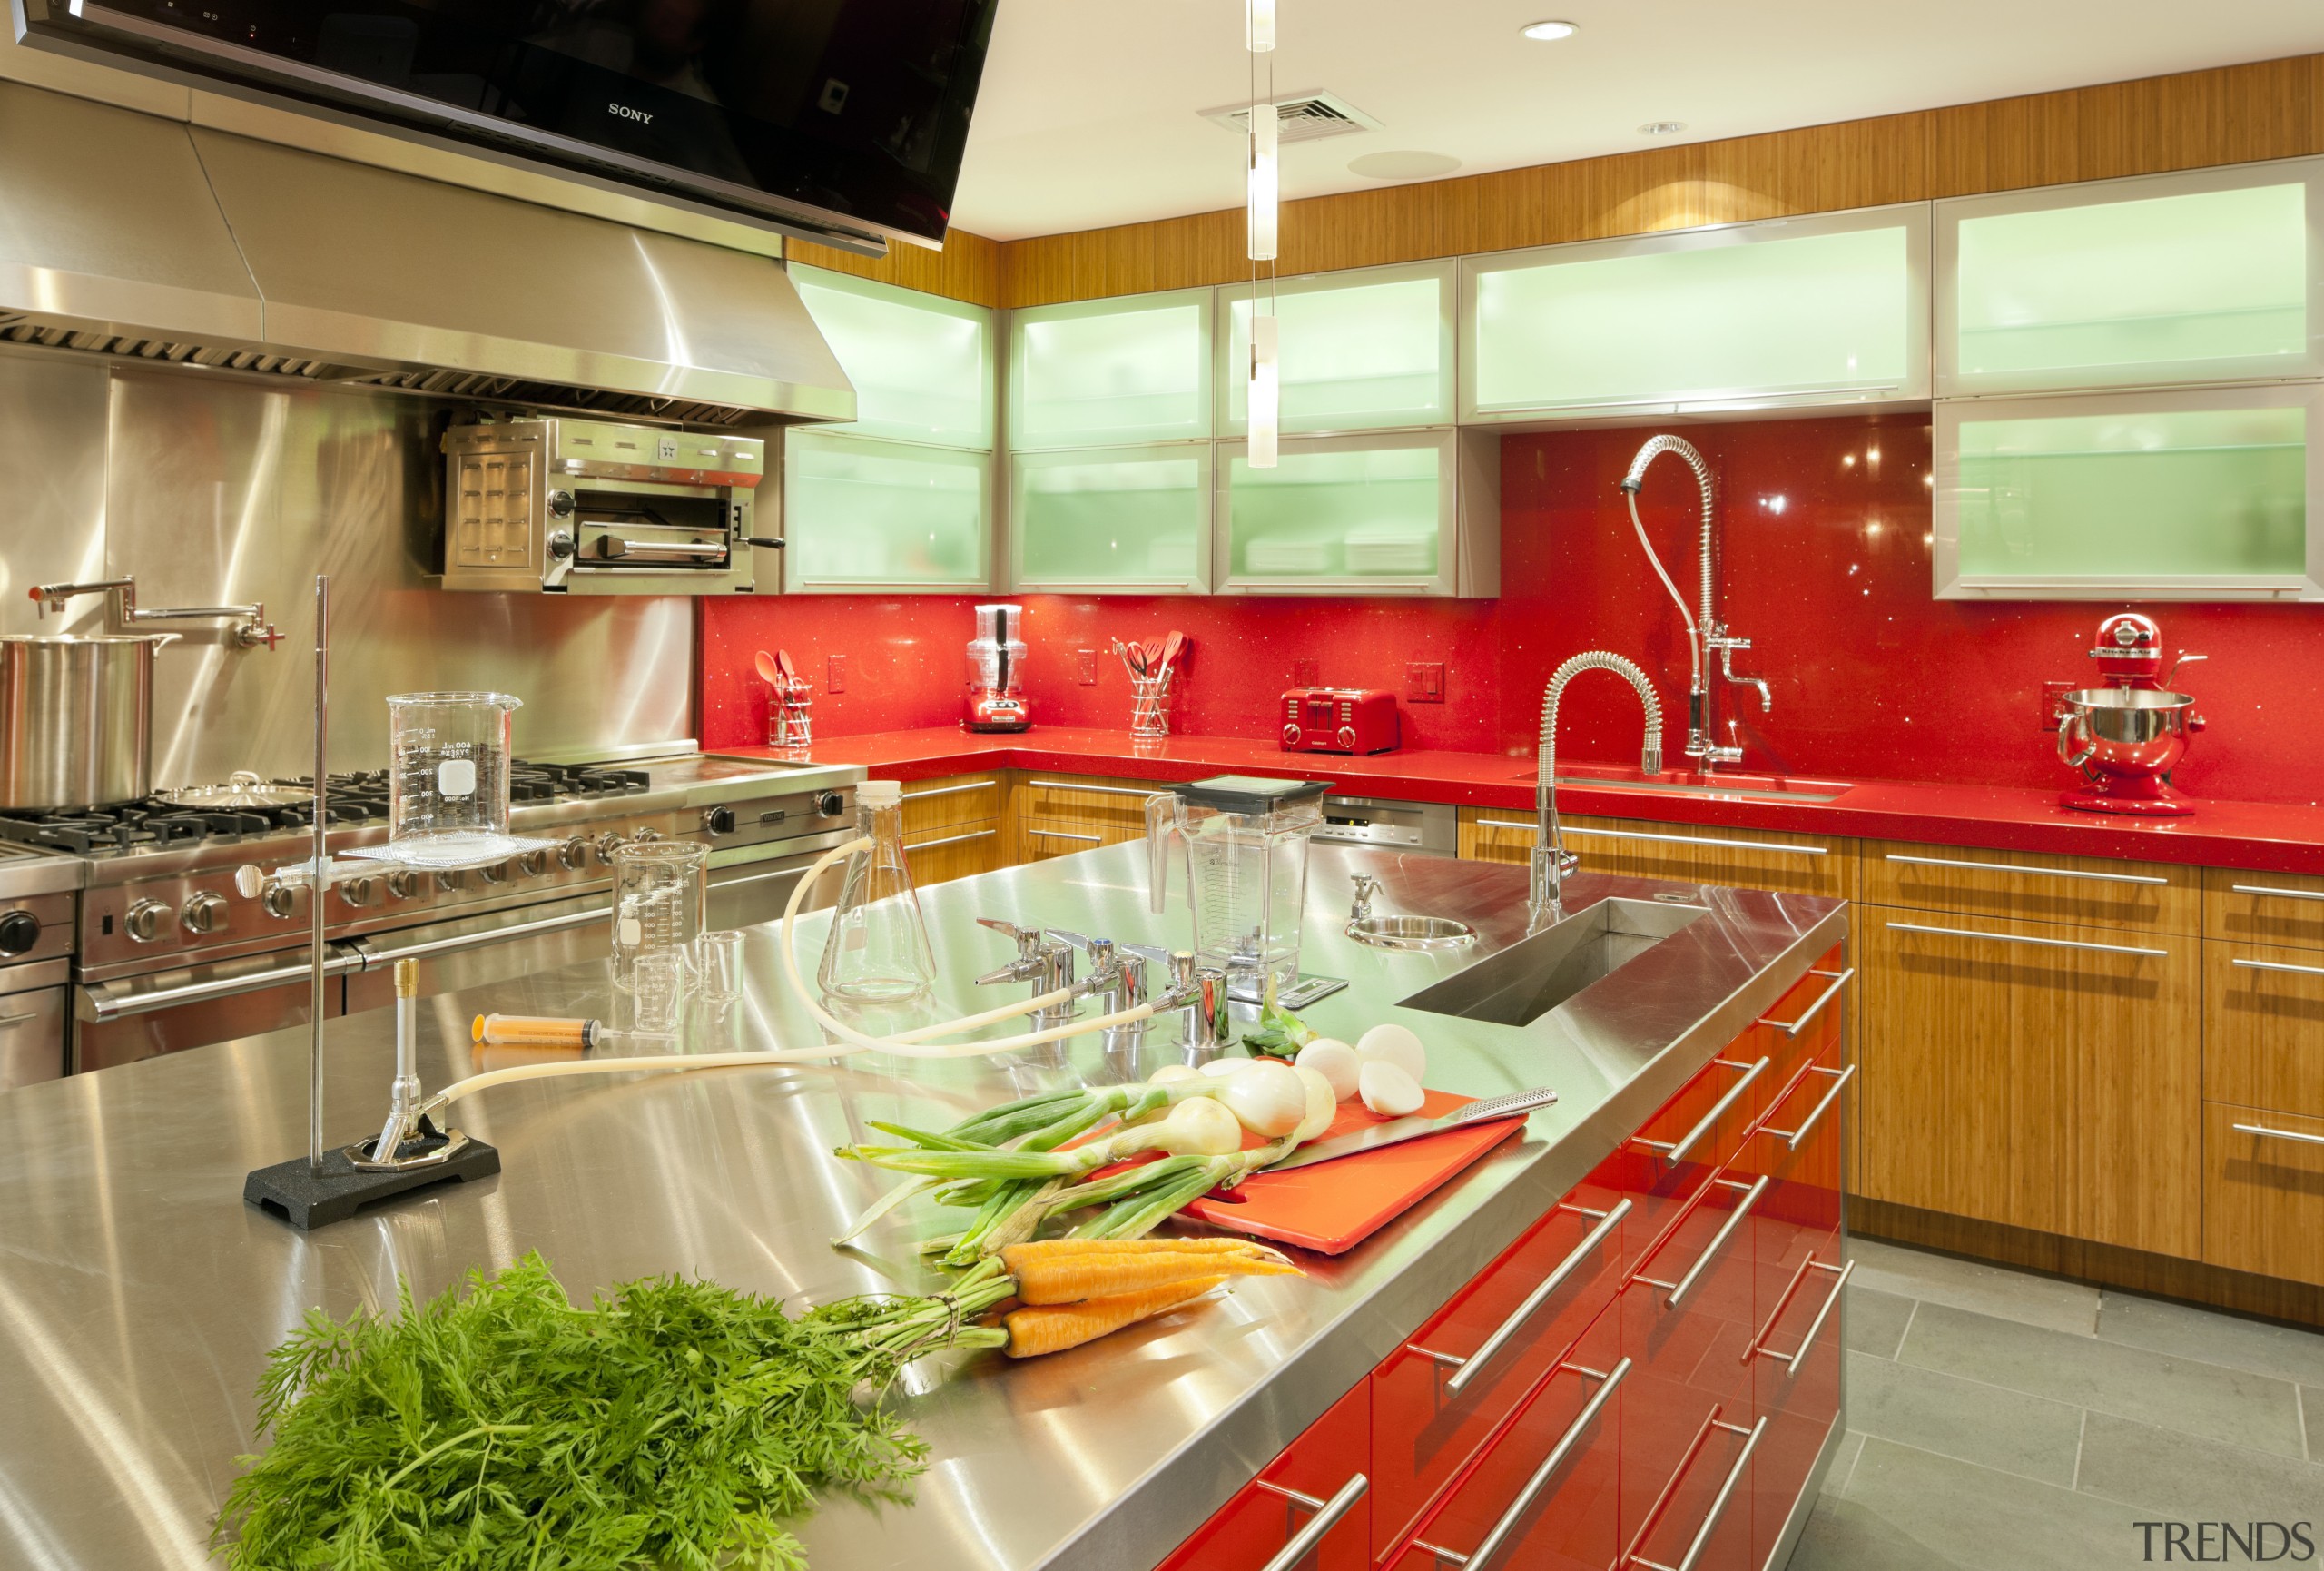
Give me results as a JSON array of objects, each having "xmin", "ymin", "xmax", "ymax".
[{"xmin": 608, "ymin": 104, "xmax": 653, "ymax": 124}]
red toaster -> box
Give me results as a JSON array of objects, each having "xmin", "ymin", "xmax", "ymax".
[{"xmin": 1281, "ymin": 687, "xmax": 1400, "ymax": 754}]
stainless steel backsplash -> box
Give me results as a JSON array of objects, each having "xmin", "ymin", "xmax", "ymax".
[{"xmin": 0, "ymin": 348, "xmax": 694, "ymax": 785}]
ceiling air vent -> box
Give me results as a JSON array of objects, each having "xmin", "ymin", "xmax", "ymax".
[{"xmin": 1199, "ymin": 90, "xmax": 1382, "ymax": 144}]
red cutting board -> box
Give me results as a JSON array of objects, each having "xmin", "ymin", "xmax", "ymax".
[{"xmin": 1183, "ymin": 1090, "xmax": 1525, "ymax": 1255}]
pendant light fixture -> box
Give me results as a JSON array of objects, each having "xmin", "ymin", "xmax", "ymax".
[{"xmin": 1246, "ymin": 0, "xmax": 1279, "ymax": 468}]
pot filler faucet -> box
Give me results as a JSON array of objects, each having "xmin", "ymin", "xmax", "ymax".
[
  {"xmin": 31, "ymin": 576, "xmax": 281, "ymax": 649},
  {"xmin": 1620, "ymin": 435, "xmax": 1768, "ymax": 772},
  {"xmin": 1533, "ymin": 652, "xmax": 1663, "ymax": 910}
]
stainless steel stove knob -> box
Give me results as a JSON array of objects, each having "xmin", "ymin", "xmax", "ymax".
[
  {"xmin": 386, "ymin": 870, "xmax": 421, "ymax": 902},
  {"xmin": 124, "ymin": 899, "xmax": 167, "ymax": 943},
  {"xmin": 517, "ymin": 850, "xmax": 550, "ymax": 877},
  {"xmin": 340, "ymin": 875, "xmax": 380, "ymax": 908},
  {"xmin": 181, "ymin": 892, "xmax": 228, "ymax": 934},
  {"xmin": 631, "ymin": 826, "xmax": 664, "ymax": 843},
  {"xmin": 0, "ymin": 910, "xmax": 37, "ymax": 955},
  {"xmin": 259, "ymin": 881, "xmax": 296, "ymax": 920},
  {"xmin": 557, "ymin": 835, "xmax": 588, "ymax": 870},
  {"xmin": 593, "ymin": 831, "xmax": 627, "ymax": 865},
  {"xmin": 477, "ymin": 860, "xmax": 507, "ymax": 885},
  {"xmin": 435, "ymin": 869, "xmax": 466, "ymax": 893},
  {"xmin": 814, "ymin": 791, "xmax": 845, "ymax": 817},
  {"xmin": 702, "ymin": 805, "xmax": 737, "ymax": 836}
]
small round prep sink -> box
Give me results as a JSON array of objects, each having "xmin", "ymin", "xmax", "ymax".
[{"xmin": 1347, "ymin": 914, "xmax": 1477, "ymax": 951}]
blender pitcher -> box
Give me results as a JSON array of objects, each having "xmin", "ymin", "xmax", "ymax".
[{"xmin": 1146, "ymin": 776, "xmax": 1329, "ymax": 1000}]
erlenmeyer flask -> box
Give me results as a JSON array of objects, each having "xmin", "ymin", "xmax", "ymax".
[{"xmin": 817, "ymin": 780, "xmax": 938, "ymax": 1003}]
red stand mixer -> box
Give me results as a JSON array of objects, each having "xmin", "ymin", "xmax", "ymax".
[{"xmin": 2055, "ymin": 613, "xmax": 2207, "ymax": 815}]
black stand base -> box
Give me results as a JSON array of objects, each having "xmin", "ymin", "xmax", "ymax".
[{"xmin": 245, "ymin": 1131, "xmax": 501, "ymax": 1230}]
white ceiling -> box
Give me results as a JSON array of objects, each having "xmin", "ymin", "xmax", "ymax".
[{"xmin": 950, "ymin": 0, "xmax": 2324, "ymax": 241}]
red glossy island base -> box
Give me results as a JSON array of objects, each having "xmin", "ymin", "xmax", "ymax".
[{"xmin": 1154, "ymin": 952, "xmax": 1848, "ymax": 1571}]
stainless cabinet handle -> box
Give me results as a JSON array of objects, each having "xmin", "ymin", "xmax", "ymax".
[
  {"xmin": 907, "ymin": 828, "xmax": 998, "ymax": 852},
  {"xmin": 2232, "ymin": 957, "xmax": 2324, "ymax": 978},
  {"xmin": 1884, "ymin": 920, "xmax": 2168, "ymax": 958},
  {"xmin": 1748, "ymin": 1257, "xmax": 1854, "ymax": 1377},
  {"xmin": 1757, "ymin": 967, "xmax": 1854, "ymax": 1035},
  {"xmin": 1027, "ymin": 780, "xmax": 1154, "ymax": 797},
  {"xmin": 1758, "ymin": 1063, "xmax": 1855, "ymax": 1151},
  {"xmin": 1623, "ymin": 1408, "xmax": 1767, "ymax": 1571},
  {"xmin": 1474, "ymin": 820, "xmax": 1826, "ymax": 856},
  {"xmin": 358, "ymin": 902, "xmax": 610, "ymax": 965},
  {"xmin": 2232, "ymin": 1121, "xmax": 2324, "ymax": 1149},
  {"xmin": 1029, "ymin": 828, "xmax": 1101, "ymax": 844},
  {"xmin": 1635, "ymin": 1056, "xmax": 1768, "ymax": 1167},
  {"xmin": 1884, "ymin": 851, "xmax": 2168, "ymax": 887},
  {"xmin": 1636, "ymin": 1174, "xmax": 1769, "ymax": 1308},
  {"xmin": 1252, "ymin": 1472, "xmax": 1368, "ymax": 1571},
  {"xmin": 901, "ymin": 780, "xmax": 998, "ymax": 801},
  {"xmin": 84, "ymin": 950, "xmax": 365, "ymax": 1019},
  {"xmin": 1409, "ymin": 1358, "xmax": 1632, "ymax": 1570},
  {"xmin": 1408, "ymin": 1199, "xmax": 1631, "ymax": 1398},
  {"xmin": 0, "ymin": 1010, "xmax": 40, "ymax": 1028},
  {"xmin": 2230, "ymin": 884, "xmax": 2324, "ymax": 904}
]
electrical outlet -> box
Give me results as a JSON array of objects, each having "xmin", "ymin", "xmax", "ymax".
[
  {"xmin": 1292, "ymin": 657, "xmax": 1319, "ymax": 687},
  {"xmin": 1077, "ymin": 648, "xmax": 1098, "ymax": 686},
  {"xmin": 827, "ymin": 654, "xmax": 846, "ymax": 695},
  {"xmin": 1406, "ymin": 661, "xmax": 1446, "ymax": 704},
  {"xmin": 2039, "ymin": 680, "xmax": 2073, "ymax": 732}
]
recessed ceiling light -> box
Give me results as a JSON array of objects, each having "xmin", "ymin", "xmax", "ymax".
[
  {"xmin": 1638, "ymin": 120, "xmax": 1687, "ymax": 136},
  {"xmin": 1521, "ymin": 19, "xmax": 1578, "ymax": 40}
]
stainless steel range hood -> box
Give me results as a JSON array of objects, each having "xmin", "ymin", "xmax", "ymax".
[{"xmin": 0, "ymin": 81, "xmax": 855, "ymax": 426}]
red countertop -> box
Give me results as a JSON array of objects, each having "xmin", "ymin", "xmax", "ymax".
[{"xmin": 717, "ymin": 726, "xmax": 2324, "ymax": 877}]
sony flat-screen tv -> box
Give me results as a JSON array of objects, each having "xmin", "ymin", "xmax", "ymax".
[{"xmin": 14, "ymin": 0, "xmax": 999, "ymax": 249}]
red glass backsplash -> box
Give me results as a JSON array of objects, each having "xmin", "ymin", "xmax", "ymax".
[{"xmin": 700, "ymin": 412, "xmax": 2324, "ymax": 805}]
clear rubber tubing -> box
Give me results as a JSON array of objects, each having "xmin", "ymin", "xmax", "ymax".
[{"xmin": 427, "ymin": 835, "xmax": 1159, "ymax": 1110}]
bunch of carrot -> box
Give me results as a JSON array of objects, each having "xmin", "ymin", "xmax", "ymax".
[{"xmin": 990, "ymin": 1238, "xmax": 1302, "ymax": 1358}]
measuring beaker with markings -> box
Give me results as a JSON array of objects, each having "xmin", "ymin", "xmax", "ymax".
[
  {"xmin": 610, "ymin": 839, "xmax": 707, "ymax": 993},
  {"xmin": 385, "ymin": 692, "xmax": 520, "ymax": 860}
]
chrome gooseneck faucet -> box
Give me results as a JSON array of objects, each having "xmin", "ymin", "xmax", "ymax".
[
  {"xmin": 1533, "ymin": 651, "xmax": 1663, "ymax": 909},
  {"xmin": 1620, "ymin": 435, "xmax": 1768, "ymax": 773}
]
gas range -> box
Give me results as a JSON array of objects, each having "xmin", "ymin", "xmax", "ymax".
[{"xmin": 61, "ymin": 749, "xmax": 865, "ymax": 1073}]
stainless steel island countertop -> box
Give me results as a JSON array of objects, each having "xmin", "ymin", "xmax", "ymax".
[{"xmin": 0, "ymin": 844, "xmax": 1846, "ymax": 1571}]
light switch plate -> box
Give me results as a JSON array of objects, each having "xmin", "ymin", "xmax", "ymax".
[
  {"xmin": 1078, "ymin": 648, "xmax": 1098, "ymax": 686},
  {"xmin": 1407, "ymin": 662, "xmax": 1446, "ymax": 703},
  {"xmin": 827, "ymin": 654, "xmax": 846, "ymax": 695},
  {"xmin": 2040, "ymin": 680, "xmax": 2073, "ymax": 732},
  {"xmin": 1292, "ymin": 657, "xmax": 1320, "ymax": 687}
]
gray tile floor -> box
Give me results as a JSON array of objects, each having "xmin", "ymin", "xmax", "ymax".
[{"xmin": 1791, "ymin": 1236, "xmax": 2324, "ymax": 1570}]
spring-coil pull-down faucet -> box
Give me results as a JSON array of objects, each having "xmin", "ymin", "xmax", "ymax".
[
  {"xmin": 1533, "ymin": 651, "xmax": 1664, "ymax": 909},
  {"xmin": 1620, "ymin": 435, "xmax": 1769, "ymax": 772}
]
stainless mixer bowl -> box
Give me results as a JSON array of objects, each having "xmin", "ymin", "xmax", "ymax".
[{"xmin": 2058, "ymin": 687, "xmax": 2196, "ymax": 776}]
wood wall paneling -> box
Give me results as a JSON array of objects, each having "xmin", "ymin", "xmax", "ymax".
[
  {"xmin": 789, "ymin": 228, "xmax": 1004, "ymax": 308},
  {"xmin": 993, "ymin": 51, "xmax": 2324, "ymax": 309}
]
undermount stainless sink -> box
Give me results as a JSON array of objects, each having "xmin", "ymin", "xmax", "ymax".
[
  {"xmin": 1523, "ymin": 764, "xmax": 1854, "ymax": 805},
  {"xmin": 1347, "ymin": 914, "xmax": 1477, "ymax": 951},
  {"xmin": 1399, "ymin": 896, "xmax": 1707, "ymax": 1027}
]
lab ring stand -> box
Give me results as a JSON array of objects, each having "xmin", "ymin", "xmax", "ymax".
[{"xmin": 241, "ymin": 575, "xmax": 506, "ymax": 1230}]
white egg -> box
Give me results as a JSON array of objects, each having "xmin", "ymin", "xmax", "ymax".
[
  {"xmin": 1355, "ymin": 1023, "xmax": 1426, "ymax": 1082},
  {"xmin": 1295, "ymin": 1039, "xmax": 1362, "ymax": 1101},
  {"xmin": 1359, "ymin": 1058, "xmax": 1425, "ymax": 1118}
]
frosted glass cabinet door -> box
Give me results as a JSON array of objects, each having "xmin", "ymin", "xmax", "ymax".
[
  {"xmin": 1462, "ymin": 205, "xmax": 1926, "ymax": 420},
  {"xmin": 791, "ymin": 265, "xmax": 993, "ymax": 446},
  {"xmin": 1934, "ymin": 384, "xmax": 2324, "ymax": 600},
  {"xmin": 1009, "ymin": 289, "xmax": 1214, "ymax": 449},
  {"xmin": 783, "ymin": 430, "xmax": 992, "ymax": 591},
  {"xmin": 1220, "ymin": 431, "xmax": 1459, "ymax": 594},
  {"xmin": 1220, "ymin": 261, "xmax": 1452, "ymax": 434},
  {"xmin": 1013, "ymin": 447, "xmax": 1212, "ymax": 592},
  {"xmin": 1938, "ymin": 162, "xmax": 2323, "ymax": 396}
]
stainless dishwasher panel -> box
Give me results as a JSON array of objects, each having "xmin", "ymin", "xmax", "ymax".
[
  {"xmin": 1313, "ymin": 795, "xmax": 1458, "ymax": 856},
  {"xmin": 344, "ymin": 893, "xmax": 615, "ymax": 1018},
  {"xmin": 75, "ymin": 951, "xmax": 349, "ymax": 1072},
  {"xmin": 708, "ymin": 839, "xmax": 848, "ymax": 930}
]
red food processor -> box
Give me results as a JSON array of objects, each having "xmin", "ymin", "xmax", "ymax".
[{"xmin": 2055, "ymin": 613, "xmax": 2207, "ymax": 815}]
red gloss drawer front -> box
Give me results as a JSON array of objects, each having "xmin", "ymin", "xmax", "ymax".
[
  {"xmin": 1383, "ymin": 1307, "xmax": 1626, "ymax": 1571},
  {"xmin": 1152, "ymin": 1383, "xmax": 1371, "ymax": 1571},
  {"xmin": 1590, "ymin": 1046, "xmax": 1769, "ymax": 1260},
  {"xmin": 1370, "ymin": 1180, "xmax": 1630, "ymax": 1553}
]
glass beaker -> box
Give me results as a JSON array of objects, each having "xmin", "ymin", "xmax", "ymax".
[
  {"xmin": 818, "ymin": 781, "xmax": 937, "ymax": 1003},
  {"xmin": 610, "ymin": 839, "xmax": 707, "ymax": 993},
  {"xmin": 1146, "ymin": 775, "xmax": 1327, "ymax": 1000},
  {"xmin": 385, "ymin": 692, "xmax": 520, "ymax": 859}
]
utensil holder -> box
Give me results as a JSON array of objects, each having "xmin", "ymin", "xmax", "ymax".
[
  {"xmin": 1129, "ymin": 671, "xmax": 1173, "ymax": 738},
  {"xmin": 769, "ymin": 684, "xmax": 814, "ymax": 747}
]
